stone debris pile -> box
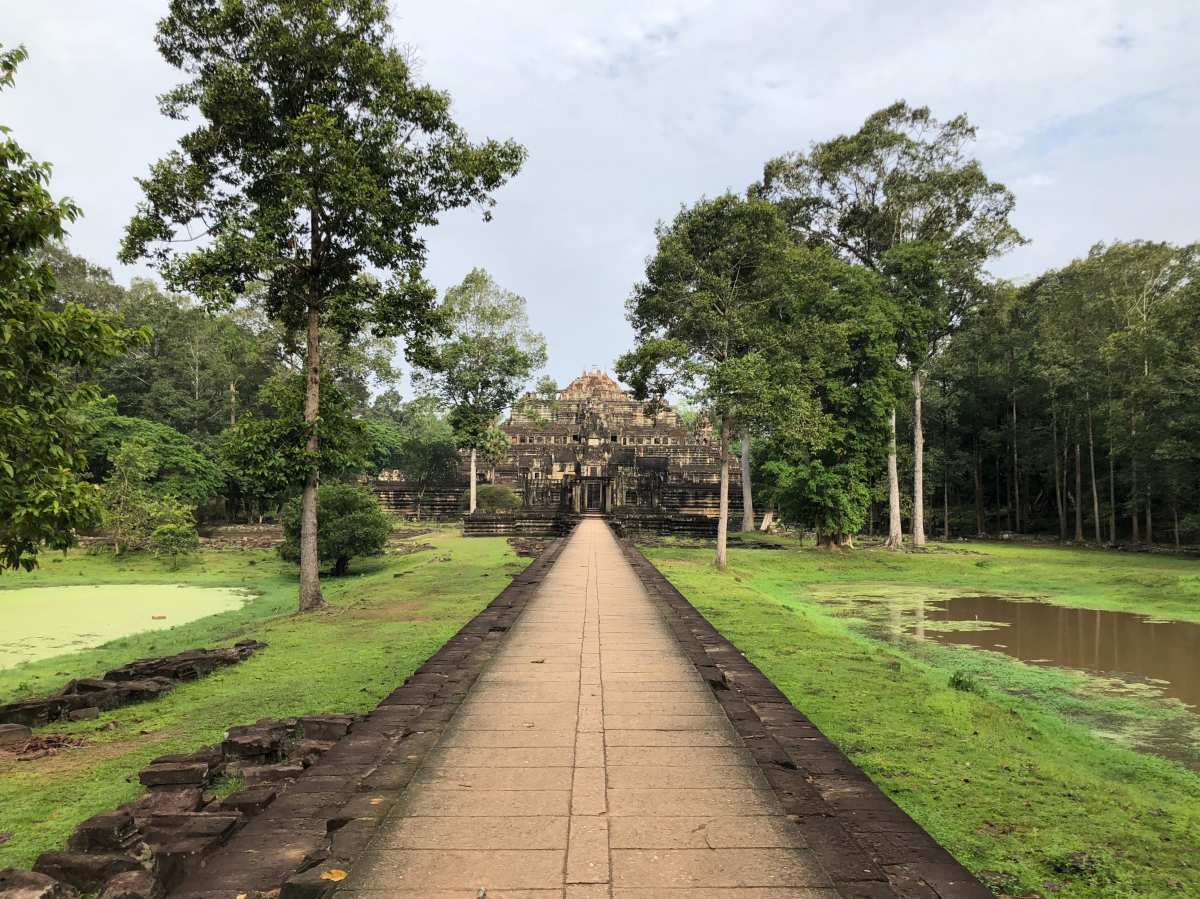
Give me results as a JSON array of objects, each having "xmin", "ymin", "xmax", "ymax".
[
  {"xmin": 0, "ymin": 713, "xmax": 354, "ymax": 898},
  {"xmin": 0, "ymin": 641, "xmax": 268, "ymax": 729}
]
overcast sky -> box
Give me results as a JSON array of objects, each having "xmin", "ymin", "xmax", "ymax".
[{"xmin": 4, "ymin": 1, "xmax": 1198, "ymax": 391}]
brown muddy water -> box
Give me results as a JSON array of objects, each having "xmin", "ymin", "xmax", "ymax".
[{"xmin": 869, "ymin": 594, "xmax": 1200, "ymax": 709}]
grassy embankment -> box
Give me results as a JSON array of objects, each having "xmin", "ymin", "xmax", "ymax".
[
  {"xmin": 0, "ymin": 529, "xmax": 524, "ymax": 869},
  {"xmin": 646, "ymin": 538, "xmax": 1200, "ymax": 899}
]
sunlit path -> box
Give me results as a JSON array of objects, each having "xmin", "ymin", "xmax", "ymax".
[{"xmin": 338, "ymin": 518, "xmax": 833, "ymax": 896}]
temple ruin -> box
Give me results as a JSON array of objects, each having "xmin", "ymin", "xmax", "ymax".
[{"xmin": 375, "ymin": 369, "xmax": 740, "ymax": 534}]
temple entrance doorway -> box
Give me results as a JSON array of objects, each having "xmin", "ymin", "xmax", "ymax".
[{"xmin": 582, "ymin": 479, "xmax": 606, "ymax": 513}]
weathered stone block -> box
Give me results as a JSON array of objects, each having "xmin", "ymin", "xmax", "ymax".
[
  {"xmin": 32, "ymin": 852, "xmax": 140, "ymax": 892},
  {"xmin": 67, "ymin": 810, "xmax": 136, "ymax": 852},
  {"xmin": 240, "ymin": 762, "xmax": 304, "ymax": 786},
  {"xmin": 219, "ymin": 785, "xmax": 277, "ymax": 816},
  {"xmin": 148, "ymin": 835, "xmax": 225, "ymax": 890},
  {"xmin": 68, "ymin": 707, "xmax": 100, "ymax": 721},
  {"xmin": 141, "ymin": 811, "xmax": 241, "ymax": 843},
  {"xmin": 297, "ymin": 715, "xmax": 353, "ymax": 742},
  {"xmin": 0, "ymin": 723, "xmax": 32, "ymax": 747},
  {"xmin": 0, "ymin": 868, "xmax": 80, "ymax": 897},
  {"xmin": 138, "ymin": 762, "xmax": 209, "ymax": 787},
  {"xmin": 292, "ymin": 738, "xmax": 337, "ymax": 767},
  {"xmin": 97, "ymin": 869, "xmax": 161, "ymax": 899}
]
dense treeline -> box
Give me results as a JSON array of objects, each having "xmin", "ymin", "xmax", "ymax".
[
  {"xmin": 921, "ymin": 241, "xmax": 1200, "ymax": 546},
  {"xmin": 38, "ymin": 243, "xmax": 466, "ymax": 521},
  {"xmin": 622, "ymin": 102, "xmax": 1199, "ymax": 565},
  {"xmin": 0, "ymin": 1, "xmax": 535, "ymax": 613}
]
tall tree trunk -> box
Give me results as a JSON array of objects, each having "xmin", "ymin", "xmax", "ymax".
[
  {"xmin": 886, "ymin": 408, "xmax": 903, "ymax": 549},
  {"xmin": 1108, "ymin": 452, "xmax": 1117, "ymax": 544},
  {"xmin": 715, "ymin": 416, "xmax": 731, "ymax": 570},
  {"xmin": 1002, "ymin": 447, "xmax": 1011, "ymax": 532},
  {"xmin": 1173, "ymin": 503, "xmax": 1181, "ymax": 549},
  {"xmin": 1145, "ymin": 481, "xmax": 1153, "ymax": 545},
  {"xmin": 298, "ymin": 302, "xmax": 324, "ymax": 612},
  {"xmin": 973, "ymin": 440, "xmax": 984, "ymax": 535},
  {"xmin": 469, "ymin": 448, "xmax": 478, "ymax": 514},
  {"xmin": 1131, "ymin": 458, "xmax": 1140, "ymax": 543},
  {"xmin": 912, "ymin": 370, "xmax": 926, "ymax": 547},
  {"xmin": 1074, "ymin": 443, "xmax": 1084, "ymax": 543},
  {"xmin": 1052, "ymin": 409, "xmax": 1065, "ymax": 541},
  {"xmin": 942, "ymin": 470, "xmax": 950, "ymax": 541},
  {"xmin": 1011, "ymin": 398, "xmax": 1021, "ymax": 532},
  {"xmin": 739, "ymin": 430, "xmax": 754, "ymax": 531},
  {"xmin": 229, "ymin": 381, "xmax": 237, "ymax": 427},
  {"xmin": 1087, "ymin": 404, "xmax": 1101, "ymax": 544}
]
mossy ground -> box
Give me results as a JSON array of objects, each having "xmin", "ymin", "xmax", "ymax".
[
  {"xmin": 0, "ymin": 529, "xmax": 524, "ymax": 868},
  {"xmin": 646, "ymin": 538, "xmax": 1200, "ymax": 899}
]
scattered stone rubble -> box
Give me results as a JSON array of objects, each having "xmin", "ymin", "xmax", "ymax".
[
  {"xmin": 506, "ymin": 536, "xmax": 552, "ymax": 558},
  {"xmin": 0, "ymin": 713, "xmax": 355, "ymax": 898},
  {"xmin": 0, "ymin": 642, "xmax": 267, "ymax": 729}
]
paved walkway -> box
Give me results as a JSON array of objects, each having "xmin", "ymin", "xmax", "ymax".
[{"xmin": 338, "ymin": 518, "xmax": 834, "ymax": 897}]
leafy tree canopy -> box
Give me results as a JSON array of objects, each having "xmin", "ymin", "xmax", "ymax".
[{"xmin": 0, "ymin": 46, "xmax": 145, "ymax": 570}]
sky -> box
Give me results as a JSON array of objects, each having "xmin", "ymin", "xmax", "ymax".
[{"xmin": 4, "ymin": 1, "xmax": 1199, "ymax": 392}]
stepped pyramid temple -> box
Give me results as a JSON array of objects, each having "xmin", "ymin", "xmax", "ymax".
[{"xmin": 375, "ymin": 369, "xmax": 740, "ymax": 534}]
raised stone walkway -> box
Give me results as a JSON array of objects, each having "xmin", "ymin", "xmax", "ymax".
[{"xmin": 330, "ymin": 519, "xmax": 979, "ymax": 898}]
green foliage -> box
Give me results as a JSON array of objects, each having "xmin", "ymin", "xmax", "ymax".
[
  {"xmin": 121, "ymin": 0, "xmax": 525, "ymax": 342},
  {"xmin": 414, "ymin": 268, "xmax": 547, "ymax": 451},
  {"xmin": 0, "ymin": 46, "xmax": 145, "ymax": 570},
  {"xmin": 755, "ymin": 251, "xmax": 902, "ymax": 543},
  {"xmin": 618, "ymin": 193, "xmax": 824, "ymax": 565},
  {"xmin": 948, "ymin": 669, "xmax": 980, "ymax": 692},
  {"xmin": 280, "ymin": 483, "xmax": 392, "ymax": 576},
  {"xmin": 149, "ymin": 522, "xmax": 200, "ymax": 569},
  {"xmin": 930, "ymin": 239, "xmax": 1200, "ymax": 542},
  {"xmin": 101, "ymin": 440, "xmax": 197, "ymax": 554},
  {"xmin": 472, "ymin": 484, "xmax": 522, "ymax": 513},
  {"xmin": 220, "ymin": 375, "xmax": 369, "ymax": 512},
  {"xmin": 122, "ymin": 0, "xmax": 525, "ymax": 608},
  {"xmin": 84, "ymin": 401, "xmax": 224, "ymax": 505},
  {"xmin": 365, "ymin": 395, "xmax": 462, "ymax": 512}
]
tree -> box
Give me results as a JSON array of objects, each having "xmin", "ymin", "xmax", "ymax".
[
  {"xmin": 101, "ymin": 439, "xmax": 197, "ymax": 554},
  {"xmin": 220, "ymin": 374, "xmax": 368, "ymax": 520},
  {"xmin": 150, "ymin": 522, "xmax": 200, "ymax": 569},
  {"xmin": 365, "ymin": 394, "xmax": 461, "ymax": 517},
  {"xmin": 474, "ymin": 484, "xmax": 522, "ymax": 513},
  {"xmin": 756, "ymin": 249, "xmax": 901, "ymax": 547},
  {"xmin": 120, "ymin": 0, "xmax": 525, "ymax": 611},
  {"xmin": 617, "ymin": 194, "xmax": 815, "ymax": 569},
  {"xmin": 760, "ymin": 101, "xmax": 1023, "ymax": 547},
  {"xmin": 83, "ymin": 401, "xmax": 225, "ymax": 506},
  {"xmin": 280, "ymin": 483, "xmax": 391, "ymax": 577},
  {"xmin": 0, "ymin": 46, "xmax": 143, "ymax": 570},
  {"xmin": 413, "ymin": 269, "xmax": 546, "ymax": 513}
]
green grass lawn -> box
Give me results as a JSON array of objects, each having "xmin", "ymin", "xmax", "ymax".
[
  {"xmin": 645, "ymin": 539, "xmax": 1200, "ymax": 899},
  {"xmin": 0, "ymin": 530, "xmax": 524, "ymax": 868}
]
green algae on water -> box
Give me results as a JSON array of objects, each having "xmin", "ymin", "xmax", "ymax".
[{"xmin": 0, "ymin": 584, "xmax": 250, "ymax": 670}]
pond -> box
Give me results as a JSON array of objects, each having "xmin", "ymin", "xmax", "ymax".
[
  {"xmin": 808, "ymin": 585, "xmax": 1200, "ymax": 767},
  {"xmin": 915, "ymin": 595, "xmax": 1200, "ymax": 710},
  {"xmin": 0, "ymin": 584, "xmax": 250, "ymax": 670}
]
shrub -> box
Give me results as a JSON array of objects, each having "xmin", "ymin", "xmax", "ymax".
[
  {"xmin": 948, "ymin": 670, "xmax": 980, "ymax": 693},
  {"xmin": 149, "ymin": 522, "xmax": 200, "ymax": 569},
  {"xmin": 280, "ymin": 483, "xmax": 391, "ymax": 576},
  {"xmin": 471, "ymin": 484, "xmax": 522, "ymax": 513},
  {"xmin": 101, "ymin": 440, "xmax": 198, "ymax": 555}
]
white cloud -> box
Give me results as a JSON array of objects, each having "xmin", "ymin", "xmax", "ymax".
[{"xmin": 2, "ymin": 0, "xmax": 1197, "ymax": 388}]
